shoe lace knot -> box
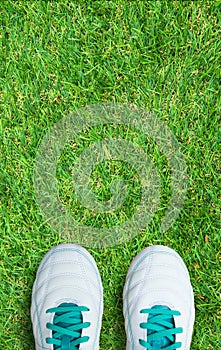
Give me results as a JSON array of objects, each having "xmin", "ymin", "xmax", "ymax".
[
  {"xmin": 139, "ymin": 305, "xmax": 183, "ymax": 350},
  {"xmin": 46, "ymin": 303, "xmax": 90, "ymax": 350}
]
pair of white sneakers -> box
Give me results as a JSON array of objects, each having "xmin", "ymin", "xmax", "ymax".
[{"xmin": 31, "ymin": 244, "xmax": 195, "ymax": 350}]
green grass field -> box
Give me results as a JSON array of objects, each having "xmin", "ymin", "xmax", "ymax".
[{"xmin": 1, "ymin": 1, "xmax": 220, "ymax": 349}]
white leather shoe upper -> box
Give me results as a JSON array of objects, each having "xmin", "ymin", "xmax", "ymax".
[
  {"xmin": 31, "ymin": 244, "xmax": 103, "ymax": 350},
  {"xmin": 123, "ymin": 245, "xmax": 195, "ymax": 350}
]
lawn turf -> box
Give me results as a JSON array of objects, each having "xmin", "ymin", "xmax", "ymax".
[{"xmin": 0, "ymin": 1, "xmax": 220, "ymax": 349}]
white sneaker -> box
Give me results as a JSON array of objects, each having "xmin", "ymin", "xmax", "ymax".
[
  {"xmin": 31, "ymin": 243, "xmax": 103, "ymax": 350},
  {"xmin": 123, "ymin": 245, "xmax": 195, "ymax": 350}
]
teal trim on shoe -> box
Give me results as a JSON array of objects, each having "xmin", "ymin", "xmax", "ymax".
[
  {"xmin": 46, "ymin": 303, "xmax": 90, "ymax": 350},
  {"xmin": 139, "ymin": 305, "xmax": 183, "ymax": 350}
]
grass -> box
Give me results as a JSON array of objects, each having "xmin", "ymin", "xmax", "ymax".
[{"xmin": 0, "ymin": 0, "xmax": 220, "ymax": 349}]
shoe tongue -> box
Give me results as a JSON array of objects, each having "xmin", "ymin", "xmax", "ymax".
[
  {"xmin": 61, "ymin": 335, "xmax": 71, "ymax": 350},
  {"xmin": 148, "ymin": 305, "xmax": 174, "ymax": 350},
  {"xmin": 150, "ymin": 338, "xmax": 169, "ymax": 350},
  {"xmin": 54, "ymin": 303, "xmax": 82, "ymax": 350}
]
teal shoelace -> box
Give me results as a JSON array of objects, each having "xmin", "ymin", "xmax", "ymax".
[
  {"xmin": 139, "ymin": 305, "xmax": 183, "ymax": 350},
  {"xmin": 46, "ymin": 303, "xmax": 90, "ymax": 350}
]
